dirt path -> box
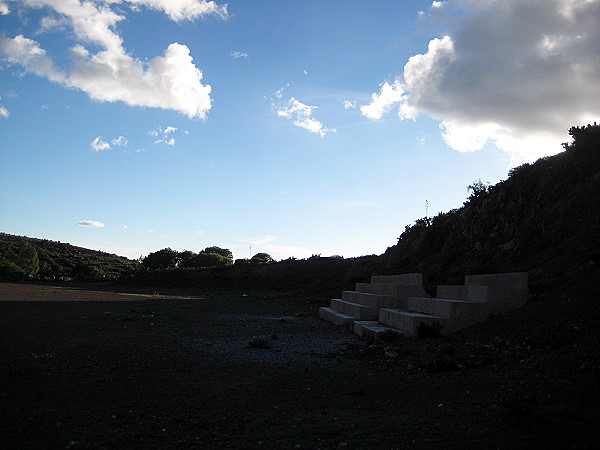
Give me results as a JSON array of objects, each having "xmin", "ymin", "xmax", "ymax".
[{"xmin": 1, "ymin": 282, "xmax": 597, "ymax": 449}]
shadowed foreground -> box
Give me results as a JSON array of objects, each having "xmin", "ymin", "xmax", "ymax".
[{"xmin": 1, "ymin": 281, "xmax": 599, "ymax": 449}]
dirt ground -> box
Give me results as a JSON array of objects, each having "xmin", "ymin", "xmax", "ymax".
[{"xmin": 1, "ymin": 280, "xmax": 599, "ymax": 449}]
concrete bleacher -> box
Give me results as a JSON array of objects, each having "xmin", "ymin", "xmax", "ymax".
[{"xmin": 319, "ymin": 272, "xmax": 529, "ymax": 339}]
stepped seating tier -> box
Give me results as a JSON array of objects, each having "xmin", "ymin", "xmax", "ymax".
[
  {"xmin": 353, "ymin": 321, "xmax": 408, "ymax": 341},
  {"xmin": 329, "ymin": 299, "xmax": 378, "ymax": 320},
  {"xmin": 370, "ymin": 273, "xmax": 423, "ymax": 284},
  {"xmin": 318, "ymin": 307, "xmax": 354, "ymax": 327},
  {"xmin": 341, "ymin": 291, "xmax": 405, "ymax": 309},
  {"xmin": 354, "ymin": 283, "xmax": 429, "ymax": 299},
  {"xmin": 320, "ymin": 272, "xmax": 529, "ymax": 337},
  {"xmin": 407, "ymin": 297, "xmax": 485, "ymax": 321},
  {"xmin": 379, "ymin": 309, "xmax": 447, "ymax": 336}
]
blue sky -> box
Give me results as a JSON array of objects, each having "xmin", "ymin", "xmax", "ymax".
[{"xmin": 1, "ymin": 0, "xmax": 599, "ymax": 260}]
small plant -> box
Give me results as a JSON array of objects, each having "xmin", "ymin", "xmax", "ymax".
[
  {"xmin": 416, "ymin": 321, "xmax": 443, "ymax": 339},
  {"xmin": 247, "ymin": 336, "xmax": 271, "ymax": 349}
]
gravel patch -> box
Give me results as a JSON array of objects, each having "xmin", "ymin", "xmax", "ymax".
[{"xmin": 187, "ymin": 313, "xmax": 359, "ymax": 365}]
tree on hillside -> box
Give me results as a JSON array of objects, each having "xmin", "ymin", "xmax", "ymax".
[
  {"xmin": 564, "ymin": 123, "xmax": 600, "ymax": 157},
  {"xmin": 178, "ymin": 250, "xmax": 197, "ymax": 268},
  {"xmin": 17, "ymin": 242, "xmax": 39, "ymax": 278},
  {"xmin": 250, "ymin": 253, "xmax": 274, "ymax": 265},
  {"xmin": 466, "ymin": 178, "xmax": 490, "ymax": 202},
  {"xmin": 201, "ymin": 246, "xmax": 234, "ymax": 261},
  {"xmin": 143, "ymin": 246, "xmax": 234, "ymax": 270},
  {"xmin": 71, "ymin": 262, "xmax": 105, "ymax": 281},
  {"xmin": 191, "ymin": 252, "xmax": 232, "ymax": 268},
  {"xmin": 0, "ymin": 257, "xmax": 26, "ymax": 281},
  {"xmin": 142, "ymin": 248, "xmax": 179, "ymax": 270}
]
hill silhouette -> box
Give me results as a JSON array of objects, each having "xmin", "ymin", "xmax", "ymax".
[{"xmin": 381, "ymin": 123, "xmax": 600, "ymax": 287}]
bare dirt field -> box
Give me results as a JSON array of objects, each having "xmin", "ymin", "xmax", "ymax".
[{"xmin": 1, "ymin": 280, "xmax": 599, "ymax": 449}]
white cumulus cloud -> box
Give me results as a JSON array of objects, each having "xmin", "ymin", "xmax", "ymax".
[
  {"xmin": 91, "ymin": 136, "xmax": 111, "ymax": 151},
  {"xmin": 37, "ymin": 15, "xmax": 69, "ymax": 34},
  {"xmin": 361, "ymin": 0, "xmax": 600, "ymax": 162},
  {"xmin": 77, "ymin": 220, "xmax": 105, "ymax": 228},
  {"xmin": 275, "ymin": 96, "xmax": 336, "ymax": 137},
  {"xmin": 231, "ymin": 51, "xmax": 248, "ymax": 59},
  {"xmin": 0, "ymin": 34, "xmax": 67, "ymax": 83},
  {"xmin": 150, "ymin": 126, "xmax": 179, "ymax": 145},
  {"xmin": 0, "ymin": 0, "xmax": 226, "ymax": 119},
  {"xmin": 125, "ymin": 0, "xmax": 228, "ymax": 22},
  {"xmin": 0, "ymin": 105, "xmax": 8, "ymax": 118},
  {"xmin": 0, "ymin": 2, "xmax": 10, "ymax": 15},
  {"xmin": 360, "ymin": 80, "xmax": 405, "ymax": 120},
  {"xmin": 111, "ymin": 136, "xmax": 128, "ymax": 146},
  {"xmin": 91, "ymin": 135, "xmax": 128, "ymax": 151}
]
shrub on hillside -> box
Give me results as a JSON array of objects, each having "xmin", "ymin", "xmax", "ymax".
[
  {"xmin": 0, "ymin": 257, "xmax": 26, "ymax": 281},
  {"xmin": 249, "ymin": 253, "xmax": 274, "ymax": 265}
]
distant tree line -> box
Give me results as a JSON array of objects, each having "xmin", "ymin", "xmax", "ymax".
[
  {"xmin": 141, "ymin": 247, "xmax": 277, "ymax": 270},
  {"xmin": 141, "ymin": 247, "xmax": 234, "ymax": 270}
]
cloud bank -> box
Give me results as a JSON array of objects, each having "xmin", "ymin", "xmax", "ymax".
[
  {"xmin": 0, "ymin": 0, "xmax": 227, "ymax": 119},
  {"xmin": 361, "ymin": 0, "xmax": 600, "ymax": 162}
]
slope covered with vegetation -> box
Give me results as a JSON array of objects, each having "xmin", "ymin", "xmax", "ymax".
[
  {"xmin": 381, "ymin": 124, "xmax": 600, "ymax": 287},
  {"xmin": 0, "ymin": 233, "xmax": 140, "ymax": 281}
]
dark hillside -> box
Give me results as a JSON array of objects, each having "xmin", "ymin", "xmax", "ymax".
[
  {"xmin": 381, "ymin": 124, "xmax": 600, "ymax": 287},
  {"xmin": 0, "ymin": 233, "xmax": 140, "ymax": 281}
]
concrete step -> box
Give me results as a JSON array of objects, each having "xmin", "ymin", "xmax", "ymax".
[
  {"xmin": 354, "ymin": 283, "xmax": 429, "ymax": 301},
  {"xmin": 318, "ymin": 307, "xmax": 354, "ymax": 327},
  {"xmin": 436, "ymin": 285, "xmax": 489, "ymax": 302},
  {"xmin": 407, "ymin": 297, "xmax": 486, "ymax": 323},
  {"xmin": 438, "ymin": 285, "xmax": 528, "ymax": 313},
  {"xmin": 330, "ymin": 299, "xmax": 378, "ymax": 320},
  {"xmin": 371, "ymin": 273, "xmax": 423, "ymax": 284},
  {"xmin": 353, "ymin": 321, "xmax": 408, "ymax": 342},
  {"xmin": 341, "ymin": 291, "xmax": 403, "ymax": 309},
  {"xmin": 379, "ymin": 308, "xmax": 447, "ymax": 336},
  {"xmin": 466, "ymin": 272, "xmax": 528, "ymax": 289}
]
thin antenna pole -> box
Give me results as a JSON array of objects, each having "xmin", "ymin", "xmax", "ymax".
[{"xmin": 425, "ymin": 200, "xmax": 429, "ymax": 218}]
